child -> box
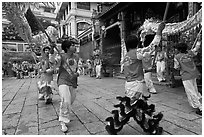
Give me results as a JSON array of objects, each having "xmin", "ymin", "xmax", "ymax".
[
  {"xmin": 155, "ymin": 46, "xmax": 167, "ymax": 82},
  {"xmin": 122, "ymin": 22, "xmax": 165, "ymax": 102},
  {"xmin": 87, "ymin": 59, "xmax": 92, "ymax": 77},
  {"xmin": 94, "ymin": 55, "xmax": 102, "ymax": 79},
  {"xmin": 38, "ymin": 46, "xmax": 54, "ymax": 104},
  {"xmin": 174, "ymin": 41, "xmax": 202, "ymax": 115},
  {"xmin": 50, "ymin": 40, "xmax": 79, "ymax": 132},
  {"xmin": 141, "ymin": 35, "xmax": 157, "ymax": 94}
]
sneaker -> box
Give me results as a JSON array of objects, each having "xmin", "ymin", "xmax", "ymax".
[
  {"xmin": 38, "ymin": 94, "xmax": 44, "ymax": 100},
  {"xmin": 59, "ymin": 116, "xmax": 70, "ymax": 124},
  {"xmin": 60, "ymin": 122, "xmax": 68, "ymax": 132},
  {"xmin": 196, "ymin": 109, "xmax": 202, "ymax": 115},
  {"xmin": 149, "ymin": 88, "xmax": 157, "ymax": 94},
  {"xmin": 158, "ymin": 80, "xmax": 162, "ymax": 82},
  {"xmin": 45, "ymin": 98, "xmax": 52, "ymax": 104}
]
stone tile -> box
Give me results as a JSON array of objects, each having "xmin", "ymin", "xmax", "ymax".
[
  {"xmin": 192, "ymin": 118, "xmax": 202, "ymax": 125},
  {"xmin": 21, "ymin": 105, "xmax": 37, "ymax": 115},
  {"xmin": 84, "ymin": 121, "xmax": 106, "ymax": 134},
  {"xmin": 69, "ymin": 112, "xmax": 79, "ymax": 121},
  {"xmin": 3, "ymin": 93, "xmax": 15, "ymax": 101},
  {"xmin": 128, "ymin": 120, "xmax": 148, "ymax": 135},
  {"xmin": 162, "ymin": 112, "xmax": 202, "ymax": 134},
  {"xmin": 38, "ymin": 105, "xmax": 57, "ymax": 117},
  {"xmin": 40, "ymin": 120, "xmax": 59, "ymax": 129},
  {"xmin": 66, "ymin": 129, "xmax": 90, "ymax": 135},
  {"xmin": 19, "ymin": 116, "xmax": 38, "ymax": 127},
  {"xmin": 118, "ymin": 124, "xmax": 143, "ymax": 135},
  {"xmin": 2, "ymin": 105, "xmax": 8, "ymax": 114},
  {"xmin": 160, "ymin": 120, "xmax": 196, "ymax": 135},
  {"xmin": 66, "ymin": 120, "xmax": 86, "ymax": 132},
  {"xmin": 2, "ymin": 113, "xmax": 21, "ymax": 129},
  {"xmin": 168, "ymin": 109, "xmax": 200, "ymax": 120},
  {"xmin": 72, "ymin": 102, "xmax": 88, "ymax": 112},
  {"xmin": 93, "ymin": 98, "xmax": 116, "ymax": 112},
  {"xmin": 2, "ymin": 100, "xmax": 10, "ymax": 108},
  {"xmin": 106, "ymin": 97, "xmax": 121, "ymax": 105},
  {"xmin": 74, "ymin": 110, "xmax": 99, "ymax": 124},
  {"xmin": 15, "ymin": 124, "xmax": 38, "ymax": 135},
  {"xmin": 39, "ymin": 126, "xmax": 65, "ymax": 135},
  {"xmin": 2, "ymin": 128, "xmax": 16, "ymax": 135},
  {"xmin": 38, "ymin": 101, "xmax": 51, "ymax": 108},
  {"xmin": 77, "ymin": 87, "xmax": 102, "ymax": 100},
  {"xmin": 159, "ymin": 100, "xmax": 194, "ymax": 113},
  {"xmin": 149, "ymin": 102, "xmax": 173, "ymax": 113},
  {"xmin": 82, "ymin": 101, "xmax": 111, "ymax": 121},
  {"xmin": 39, "ymin": 115, "xmax": 58, "ymax": 124},
  {"xmin": 24, "ymin": 99, "xmax": 38, "ymax": 106},
  {"xmin": 4, "ymin": 104, "xmax": 24, "ymax": 115},
  {"xmin": 14, "ymin": 93, "xmax": 27, "ymax": 100},
  {"xmin": 96, "ymin": 131, "xmax": 110, "ymax": 135}
]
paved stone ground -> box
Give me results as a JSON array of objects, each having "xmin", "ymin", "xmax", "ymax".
[{"xmin": 2, "ymin": 75, "xmax": 202, "ymax": 135}]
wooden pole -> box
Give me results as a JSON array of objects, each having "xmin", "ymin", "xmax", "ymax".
[
  {"xmin": 191, "ymin": 28, "xmax": 202, "ymax": 50},
  {"xmin": 152, "ymin": 2, "xmax": 170, "ymax": 69},
  {"xmin": 163, "ymin": 2, "xmax": 170, "ymax": 22},
  {"xmin": 27, "ymin": 8, "xmax": 75, "ymax": 74}
]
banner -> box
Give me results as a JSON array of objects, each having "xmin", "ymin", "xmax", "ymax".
[{"xmin": 140, "ymin": 9, "xmax": 202, "ymax": 37}]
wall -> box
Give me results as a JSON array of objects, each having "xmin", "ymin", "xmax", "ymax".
[
  {"xmin": 102, "ymin": 26, "xmax": 121, "ymax": 66},
  {"xmin": 79, "ymin": 41, "xmax": 94, "ymax": 60}
]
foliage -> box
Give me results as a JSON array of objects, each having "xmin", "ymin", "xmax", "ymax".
[
  {"xmin": 2, "ymin": 24, "xmax": 23, "ymax": 41},
  {"xmin": 2, "ymin": 2, "xmax": 56, "ymax": 41}
]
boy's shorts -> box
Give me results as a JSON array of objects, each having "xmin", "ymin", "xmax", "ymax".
[{"xmin": 125, "ymin": 80, "xmax": 146, "ymax": 100}]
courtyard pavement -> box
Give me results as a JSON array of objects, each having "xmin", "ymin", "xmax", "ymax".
[{"xmin": 2, "ymin": 75, "xmax": 202, "ymax": 135}]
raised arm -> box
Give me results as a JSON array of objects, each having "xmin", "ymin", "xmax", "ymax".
[
  {"xmin": 137, "ymin": 22, "xmax": 166, "ymax": 60},
  {"xmin": 174, "ymin": 57, "xmax": 180, "ymax": 70},
  {"xmin": 142, "ymin": 22, "xmax": 165, "ymax": 53},
  {"xmin": 191, "ymin": 40, "xmax": 201, "ymax": 55}
]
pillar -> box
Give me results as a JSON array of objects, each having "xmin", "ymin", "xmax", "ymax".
[
  {"xmin": 60, "ymin": 25, "xmax": 63, "ymax": 37},
  {"xmin": 119, "ymin": 11, "xmax": 127, "ymax": 73}
]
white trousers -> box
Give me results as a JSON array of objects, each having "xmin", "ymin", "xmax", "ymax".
[
  {"xmin": 58, "ymin": 85, "xmax": 76, "ymax": 123},
  {"xmin": 144, "ymin": 72, "xmax": 156, "ymax": 93},
  {"xmin": 156, "ymin": 61, "xmax": 166, "ymax": 82},
  {"xmin": 125, "ymin": 80, "xmax": 147, "ymax": 100},
  {"xmin": 95, "ymin": 65, "xmax": 101, "ymax": 78},
  {"xmin": 182, "ymin": 78, "xmax": 202, "ymax": 110}
]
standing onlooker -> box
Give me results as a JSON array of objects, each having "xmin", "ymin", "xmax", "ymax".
[
  {"xmin": 16, "ymin": 61, "xmax": 23, "ymax": 79},
  {"xmin": 87, "ymin": 59, "xmax": 92, "ymax": 77},
  {"xmin": 91, "ymin": 58, "xmax": 96, "ymax": 77},
  {"xmin": 3, "ymin": 62, "xmax": 8, "ymax": 77},
  {"xmin": 155, "ymin": 46, "xmax": 167, "ymax": 82},
  {"xmin": 78, "ymin": 58, "xmax": 84, "ymax": 75},
  {"xmin": 28, "ymin": 63, "xmax": 34, "ymax": 78},
  {"xmin": 94, "ymin": 55, "xmax": 102, "ymax": 79},
  {"xmin": 12, "ymin": 61, "xmax": 18, "ymax": 77},
  {"xmin": 122, "ymin": 22, "xmax": 165, "ymax": 102},
  {"xmin": 174, "ymin": 41, "xmax": 202, "ymax": 115}
]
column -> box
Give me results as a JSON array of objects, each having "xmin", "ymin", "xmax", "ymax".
[
  {"xmin": 71, "ymin": 16, "xmax": 77, "ymax": 38},
  {"xmin": 119, "ymin": 11, "xmax": 126, "ymax": 73},
  {"xmin": 60, "ymin": 25, "xmax": 63, "ymax": 37}
]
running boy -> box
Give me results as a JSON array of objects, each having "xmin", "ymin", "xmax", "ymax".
[{"xmin": 174, "ymin": 41, "xmax": 202, "ymax": 115}]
